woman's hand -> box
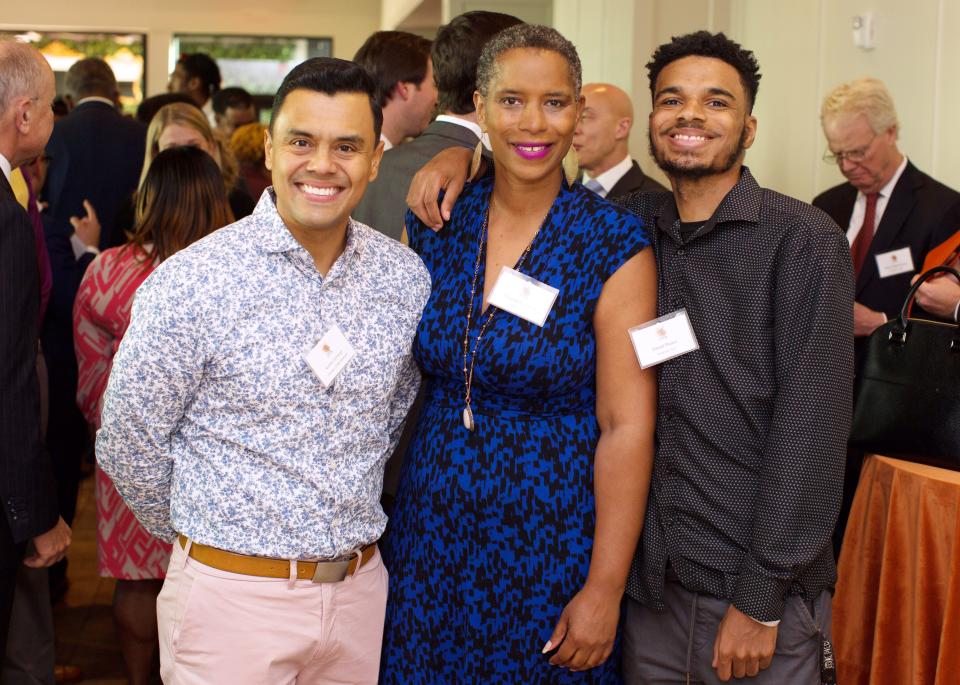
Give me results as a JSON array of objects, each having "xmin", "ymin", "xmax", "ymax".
[
  {"xmin": 405, "ymin": 146, "xmax": 474, "ymax": 230},
  {"xmin": 543, "ymin": 582, "xmax": 621, "ymax": 672}
]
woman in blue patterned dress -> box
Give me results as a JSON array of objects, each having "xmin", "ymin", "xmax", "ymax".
[{"xmin": 380, "ymin": 25, "xmax": 657, "ymax": 683}]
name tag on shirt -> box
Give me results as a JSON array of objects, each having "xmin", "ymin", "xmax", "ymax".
[
  {"xmin": 303, "ymin": 325, "xmax": 356, "ymax": 388},
  {"xmin": 629, "ymin": 309, "xmax": 700, "ymax": 369},
  {"xmin": 487, "ymin": 267, "xmax": 559, "ymax": 327},
  {"xmin": 875, "ymin": 247, "xmax": 915, "ymax": 278}
]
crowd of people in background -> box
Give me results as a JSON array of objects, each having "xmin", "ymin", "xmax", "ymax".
[{"xmin": 1, "ymin": 10, "xmax": 959, "ymax": 685}]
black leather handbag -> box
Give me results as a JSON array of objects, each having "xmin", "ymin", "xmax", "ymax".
[{"xmin": 849, "ymin": 266, "xmax": 960, "ymax": 470}]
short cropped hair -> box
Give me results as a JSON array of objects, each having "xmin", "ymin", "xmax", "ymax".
[
  {"xmin": 212, "ymin": 87, "xmax": 254, "ymax": 116},
  {"xmin": 476, "ymin": 24, "xmax": 581, "ymax": 100},
  {"xmin": 0, "ymin": 39, "xmax": 47, "ymax": 116},
  {"xmin": 820, "ymin": 77, "xmax": 899, "ymax": 134},
  {"xmin": 65, "ymin": 57, "xmax": 117, "ymax": 99},
  {"xmin": 646, "ymin": 31, "xmax": 762, "ymax": 112},
  {"xmin": 353, "ymin": 31, "xmax": 432, "ymax": 107},
  {"xmin": 178, "ymin": 53, "xmax": 221, "ymax": 96},
  {"xmin": 432, "ymin": 12, "xmax": 523, "ymax": 115},
  {"xmin": 270, "ymin": 57, "xmax": 382, "ymax": 142}
]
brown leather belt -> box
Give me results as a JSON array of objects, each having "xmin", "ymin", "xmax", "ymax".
[{"xmin": 177, "ymin": 535, "xmax": 377, "ymax": 583}]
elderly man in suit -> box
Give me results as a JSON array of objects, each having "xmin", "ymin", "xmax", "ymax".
[
  {"xmin": 814, "ymin": 77, "xmax": 960, "ymax": 337},
  {"xmin": 813, "ymin": 77, "xmax": 960, "ymax": 554},
  {"xmin": 0, "ymin": 38, "xmax": 71, "ymax": 661},
  {"xmin": 573, "ymin": 83, "xmax": 666, "ymax": 200},
  {"xmin": 353, "ymin": 11, "xmax": 522, "ymax": 242}
]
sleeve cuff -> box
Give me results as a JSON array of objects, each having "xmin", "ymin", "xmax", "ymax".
[
  {"xmin": 70, "ymin": 232, "xmax": 99, "ymax": 259},
  {"xmin": 732, "ymin": 569, "xmax": 791, "ymax": 623}
]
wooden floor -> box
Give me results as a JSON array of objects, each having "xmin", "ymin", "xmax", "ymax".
[{"xmin": 53, "ymin": 475, "xmax": 126, "ymax": 684}]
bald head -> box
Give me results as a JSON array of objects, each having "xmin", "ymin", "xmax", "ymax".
[
  {"xmin": 0, "ymin": 39, "xmax": 56, "ymax": 168},
  {"xmin": 573, "ymin": 82, "xmax": 634, "ymax": 175}
]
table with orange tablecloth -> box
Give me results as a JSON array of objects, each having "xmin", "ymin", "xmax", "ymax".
[{"xmin": 834, "ymin": 455, "xmax": 960, "ymax": 685}]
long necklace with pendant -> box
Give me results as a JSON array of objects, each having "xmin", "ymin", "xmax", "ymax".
[{"xmin": 461, "ymin": 203, "xmax": 542, "ymax": 431}]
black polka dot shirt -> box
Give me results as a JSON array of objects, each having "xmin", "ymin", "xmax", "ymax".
[{"xmin": 620, "ymin": 168, "xmax": 855, "ymax": 622}]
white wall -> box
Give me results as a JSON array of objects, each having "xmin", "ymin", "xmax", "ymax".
[
  {"xmin": 557, "ymin": 0, "xmax": 960, "ymax": 202},
  {"xmin": 733, "ymin": 0, "xmax": 957, "ymax": 202},
  {"xmin": 3, "ymin": 0, "xmax": 381, "ymax": 97}
]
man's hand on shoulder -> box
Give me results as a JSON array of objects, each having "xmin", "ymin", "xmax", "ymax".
[
  {"xmin": 712, "ymin": 603, "xmax": 777, "ymax": 681},
  {"xmin": 23, "ymin": 516, "xmax": 72, "ymax": 568},
  {"xmin": 406, "ymin": 146, "xmax": 473, "ymax": 230}
]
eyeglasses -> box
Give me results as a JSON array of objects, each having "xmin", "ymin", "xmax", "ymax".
[{"xmin": 822, "ymin": 133, "xmax": 877, "ymax": 165}]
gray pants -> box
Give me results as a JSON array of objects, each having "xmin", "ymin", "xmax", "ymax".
[{"xmin": 623, "ymin": 578, "xmax": 831, "ymax": 684}]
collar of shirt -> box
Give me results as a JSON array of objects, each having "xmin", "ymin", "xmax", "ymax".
[
  {"xmin": 380, "ymin": 133, "xmax": 394, "ymax": 151},
  {"xmin": 434, "ymin": 114, "xmax": 491, "ymax": 151},
  {"xmin": 0, "ymin": 152, "xmax": 11, "ymax": 183},
  {"xmin": 202, "ymin": 98, "xmax": 217, "ymax": 128},
  {"xmin": 254, "ymin": 189, "xmax": 366, "ymax": 277},
  {"xmin": 583, "ymin": 155, "xmax": 633, "ymax": 197},
  {"xmin": 76, "ymin": 96, "xmax": 116, "ymax": 108},
  {"xmin": 845, "ymin": 155, "xmax": 909, "ymax": 243},
  {"xmin": 655, "ymin": 167, "xmax": 762, "ymax": 244}
]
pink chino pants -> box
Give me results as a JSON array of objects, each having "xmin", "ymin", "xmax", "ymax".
[{"xmin": 157, "ymin": 540, "xmax": 387, "ymax": 684}]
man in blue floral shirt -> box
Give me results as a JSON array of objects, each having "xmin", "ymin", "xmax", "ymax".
[{"xmin": 98, "ymin": 58, "xmax": 430, "ymax": 684}]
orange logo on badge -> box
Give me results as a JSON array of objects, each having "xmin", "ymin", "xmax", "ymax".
[
  {"xmin": 322, "ymin": 344, "xmax": 331, "ymax": 353},
  {"xmin": 656, "ymin": 327, "xmax": 667, "ymax": 338},
  {"xmin": 891, "ymin": 254, "xmax": 898, "ymax": 262}
]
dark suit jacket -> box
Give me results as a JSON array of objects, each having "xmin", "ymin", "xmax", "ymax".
[
  {"xmin": 44, "ymin": 100, "xmax": 145, "ymax": 251},
  {"xmin": 353, "ymin": 119, "xmax": 480, "ymax": 241},
  {"xmin": 607, "ymin": 160, "xmax": 668, "ymax": 200},
  {"xmin": 0, "ymin": 172, "xmax": 57, "ymax": 544},
  {"xmin": 813, "ymin": 161, "xmax": 960, "ymax": 318},
  {"xmin": 38, "ymin": 102, "xmax": 138, "ymax": 520}
]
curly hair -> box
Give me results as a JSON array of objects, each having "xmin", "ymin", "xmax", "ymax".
[
  {"xmin": 476, "ymin": 24, "xmax": 581, "ymax": 100},
  {"xmin": 230, "ymin": 122, "xmax": 267, "ymax": 165},
  {"xmin": 646, "ymin": 31, "xmax": 761, "ymax": 112}
]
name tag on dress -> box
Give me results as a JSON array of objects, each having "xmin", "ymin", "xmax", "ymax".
[
  {"xmin": 629, "ymin": 309, "xmax": 700, "ymax": 369},
  {"xmin": 875, "ymin": 247, "xmax": 914, "ymax": 278},
  {"xmin": 303, "ymin": 325, "xmax": 356, "ymax": 388},
  {"xmin": 487, "ymin": 266, "xmax": 559, "ymax": 327}
]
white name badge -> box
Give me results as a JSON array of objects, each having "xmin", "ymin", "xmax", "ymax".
[
  {"xmin": 303, "ymin": 325, "xmax": 356, "ymax": 388},
  {"xmin": 875, "ymin": 247, "xmax": 915, "ymax": 278},
  {"xmin": 486, "ymin": 266, "xmax": 559, "ymax": 327},
  {"xmin": 629, "ymin": 309, "xmax": 700, "ymax": 369}
]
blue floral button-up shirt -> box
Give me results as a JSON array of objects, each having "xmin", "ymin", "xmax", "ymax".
[{"xmin": 97, "ymin": 191, "xmax": 431, "ymax": 559}]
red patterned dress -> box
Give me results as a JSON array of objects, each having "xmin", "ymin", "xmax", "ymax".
[{"xmin": 74, "ymin": 244, "xmax": 172, "ymax": 579}]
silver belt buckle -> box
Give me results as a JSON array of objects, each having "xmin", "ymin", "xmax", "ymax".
[{"xmin": 311, "ymin": 559, "xmax": 350, "ymax": 584}]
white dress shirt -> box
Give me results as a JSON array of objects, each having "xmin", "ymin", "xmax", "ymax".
[
  {"xmin": 582, "ymin": 155, "xmax": 633, "ymax": 199},
  {"xmin": 0, "ymin": 152, "xmax": 11, "ymax": 183},
  {"xmin": 845, "ymin": 156, "xmax": 908, "ymax": 245},
  {"xmin": 380, "ymin": 133, "xmax": 394, "ymax": 151}
]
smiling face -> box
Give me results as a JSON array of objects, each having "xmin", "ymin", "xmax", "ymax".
[
  {"xmin": 265, "ymin": 88, "xmax": 383, "ymax": 239},
  {"xmin": 476, "ymin": 48, "xmax": 581, "ymax": 186},
  {"xmin": 648, "ymin": 55, "xmax": 756, "ymax": 181}
]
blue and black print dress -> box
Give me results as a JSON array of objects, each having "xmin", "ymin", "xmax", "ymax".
[{"xmin": 380, "ymin": 175, "xmax": 650, "ymax": 684}]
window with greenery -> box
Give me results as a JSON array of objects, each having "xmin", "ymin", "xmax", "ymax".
[
  {"xmin": 0, "ymin": 30, "xmax": 146, "ymax": 114},
  {"xmin": 171, "ymin": 34, "xmax": 332, "ymax": 98}
]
